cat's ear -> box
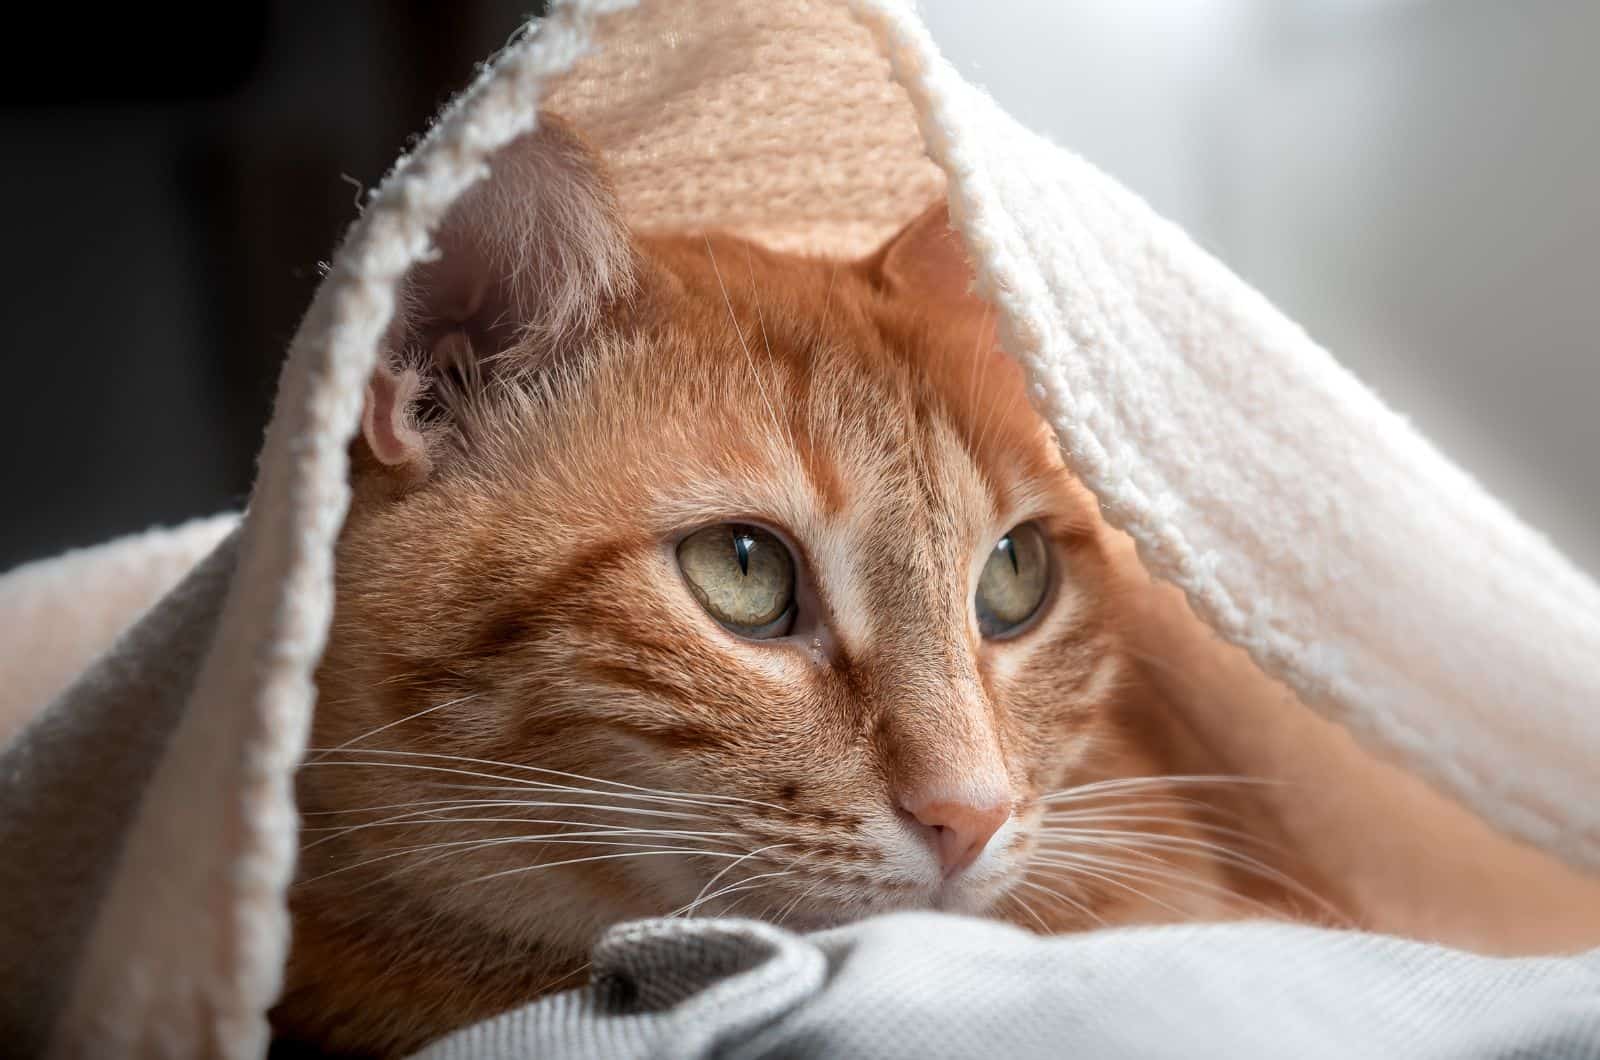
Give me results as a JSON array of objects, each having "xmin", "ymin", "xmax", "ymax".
[
  {"xmin": 868, "ymin": 198, "xmax": 977, "ymax": 306},
  {"xmin": 358, "ymin": 114, "xmax": 635, "ymax": 485}
]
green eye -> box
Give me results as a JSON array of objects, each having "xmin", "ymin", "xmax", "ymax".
[
  {"xmin": 677, "ymin": 524, "xmax": 797, "ymax": 639},
  {"xmin": 975, "ymin": 523, "xmax": 1051, "ymax": 638}
]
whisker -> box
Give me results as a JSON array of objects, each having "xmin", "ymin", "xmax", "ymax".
[
  {"xmin": 412, "ymin": 781, "xmax": 738, "ymax": 813},
  {"xmin": 716, "ymin": 879, "xmax": 788, "ymax": 921},
  {"xmin": 300, "ymin": 759, "xmax": 744, "ymax": 812},
  {"xmin": 300, "ymin": 830, "xmax": 746, "ymax": 886},
  {"xmin": 303, "ymin": 748, "xmax": 800, "ymax": 815},
  {"xmin": 1042, "ymin": 811, "xmax": 1281, "ymax": 853},
  {"xmin": 1035, "ymin": 829, "xmax": 1337, "ymax": 918},
  {"xmin": 1031, "ymin": 849, "xmax": 1284, "ymax": 920},
  {"xmin": 1026, "ymin": 854, "xmax": 1190, "ymax": 918},
  {"xmin": 680, "ymin": 843, "xmax": 794, "ymax": 919},
  {"xmin": 971, "ymin": 383, "xmax": 1021, "ymax": 469},
  {"xmin": 307, "ymin": 693, "xmax": 480, "ymax": 763},
  {"xmin": 304, "ymin": 813, "xmax": 738, "ymax": 852},
  {"xmin": 704, "ymin": 235, "xmax": 790, "ymax": 451},
  {"xmin": 1040, "ymin": 774, "xmax": 1278, "ymax": 804},
  {"xmin": 302, "ymin": 794, "xmax": 712, "ymax": 822},
  {"xmin": 543, "ymin": 958, "xmax": 593, "ymax": 994},
  {"xmin": 744, "ymin": 242, "xmax": 798, "ymax": 452},
  {"xmin": 1013, "ymin": 876, "xmax": 1104, "ymax": 926},
  {"xmin": 1000, "ymin": 887, "xmax": 1051, "ymax": 934},
  {"xmin": 301, "ymin": 799, "xmax": 718, "ymax": 849},
  {"xmin": 677, "ymin": 868, "xmax": 796, "ymax": 919},
  {"xmin": 453, "ymin": 846, "xmax": 751, "ymax": 891},
  {"xmin": 965, "ymin": 302, "xmax": 992, "ymax": 425},
  {"xmin": 774, "ymin": 875, "xmax": 828, "ymax": 926},
  {"xmin": 1041, "ymin": 794, "xmax": 1247, "ymax": 819}
]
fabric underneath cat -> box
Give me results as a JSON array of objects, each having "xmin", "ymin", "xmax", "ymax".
[
  {"xmin": 414, "ymin": 913, "xmax": 1600, "ymax": 1060},
  {"xmin": 6, "ymin": 0, "xmax": 1600, "ymax": 1054}
]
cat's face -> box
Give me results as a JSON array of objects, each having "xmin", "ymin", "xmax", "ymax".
[
  {"xmin": 309, "ymin": 219, "xmax": 1138, "ymax": 941},
  {"xmin": 289, "ymin": 127, "xmax": 1245, "ymax": 1055},
  {"xmin": 309, "ymin": 234, "xmax": 1146, "ymax": 948}
]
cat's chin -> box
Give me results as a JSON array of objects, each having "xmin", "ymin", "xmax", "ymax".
[
  {"xmin": 773, "ymin": 911, "xmax": 853, "ymax": 933},
  {"xmin": 930, "ymin": 876, "xmax": 1011, "ymax": 918},
  {"xmin": 750, "ymin": 873, "xmax": 1009, "ymax": 935}
]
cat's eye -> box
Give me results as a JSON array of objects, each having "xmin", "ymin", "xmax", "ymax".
[
  {"xmin": 975, "ymin": 522, "xmax": 1051, "ymax": 638},
  {"xmin": 677, "ymin": 524, "xmax": 797, "ymax": 639}
]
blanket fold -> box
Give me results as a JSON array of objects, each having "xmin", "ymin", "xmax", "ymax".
[
  {"xmin": 1, "ymin": 1, "xmax": 1597, "ymax": 1055},
  {"xmin": 413, "ymin": 914, "xmax": 1600, "ymax": 1060}
]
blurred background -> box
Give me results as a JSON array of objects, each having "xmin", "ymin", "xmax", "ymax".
[{"xmin": 3, "ymin": 0, "xmax": 1596, "ymax": 574}]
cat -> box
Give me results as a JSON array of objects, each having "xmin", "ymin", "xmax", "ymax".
[{"xmin": 271, "ymin": 116, "xmax": 1331, "ymax": 1057}]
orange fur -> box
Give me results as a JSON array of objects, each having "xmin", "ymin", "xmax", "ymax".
[{"xmin": 273, "ymin": 120, "xmax": 1331, "ymax": 1057}]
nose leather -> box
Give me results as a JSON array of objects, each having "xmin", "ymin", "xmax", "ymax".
[{"xmin": 903, "ymin": 798, "xmax": 1011, "ymax": 876}]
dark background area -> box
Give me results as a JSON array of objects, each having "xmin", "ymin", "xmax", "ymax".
[{"xmin": 1, "ymin": 4, "xmax": 540, "ymax": 569}]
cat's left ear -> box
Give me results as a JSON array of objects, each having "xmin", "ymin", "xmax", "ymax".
[{"xmin": 867, "ymin": 198, "xmax": 977, "ymax": 306}]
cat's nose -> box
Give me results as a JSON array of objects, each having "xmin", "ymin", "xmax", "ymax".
[{"xmin": 901, "ymin": 797, "xmax": 1011, "ymax": 877}]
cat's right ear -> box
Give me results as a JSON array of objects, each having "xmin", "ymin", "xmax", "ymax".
[
  {"xmin": 867, "ymin": 198, "xmax": 977, "ymax": 308},
  {"xmin": 358, "ymin": 114, "xmax": 634, "ymax": 486}
]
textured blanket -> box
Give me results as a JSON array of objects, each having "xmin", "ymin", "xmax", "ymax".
[
  {"xmin": 3, "ymin": 1, "xmax": 1599, "ymax": 1057},
  {"xmin": 414, "ymin": 914, "xmax": 1600, "ymax": 1060}
]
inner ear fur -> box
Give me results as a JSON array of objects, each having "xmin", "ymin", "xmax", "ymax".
[{"xmin": 357, "ymin": 113, "xmax": 636, "ymax": 487}]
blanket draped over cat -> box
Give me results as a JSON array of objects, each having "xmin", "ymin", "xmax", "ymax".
[{"xmin": 1, "ymin": 1, "xmax": 1597, "ymax": 1057}]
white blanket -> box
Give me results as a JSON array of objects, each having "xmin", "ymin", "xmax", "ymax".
[
  {"xmin": 414, "ymin": 914, "xmax": 1600, "ymax": 1060},
  {"xmin": 2, "ymin": 1, "xmax": 1598, "ymax": 1056}
]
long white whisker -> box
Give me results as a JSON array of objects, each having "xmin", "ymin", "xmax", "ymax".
[
  {"xmin": 302, "ymin": 795, "xmax": 711, "ymax": 823},
  {"xmin": 678, "ymin": 869, "xmax": 796, "ymax": 919},
  {"xmin": 774, "ymin": 874, "xmax": 828, "ymax": 926},
  {"xmin": 300, "ymin": 829, "xmax": 746, "ymax": 886},
  {"xmin": 301, "ymin": 759, "xmax": 740, "ymax": 811},
  {"xmin": 971, "ymin": 385, "xmax": 1021, "ymax": 471},
  {"xmin": 744, "ymin": 242, "xmax": 797, "ymax": 452},
  {"xmin": 1038, "ymin": 827, "xmax": 1275, "ymax": 869},
  {"xmin": 1040, "ymin": 774, "xmax": 1277, "ymax": 804},
  {"xmin": 454, "ymin": 847, "xmax": 750, "ymax": 890},
  {"xmin": 413, "ymin": 781, "xmax": 740, "ymax": 814},
  {"xmin": 304, "ymin": 748, "xmax": 797, "ymax": 814},
  {"xmin": 301, "ymin": 799, "xmax": 718, "ymax": 849},
  {"xmin": 682, "ymin": 843, "xmax": 793, "ymax": 919},
  {"xmin": 1031, "ymin": 849, "xmax": 1283, "ymax": 919},
  {"xmin": 305, "ymin": 812, "xmax": 738, "ymax": 851},
  {"xmin": 1036, "ymin": 829, "xmax": 1336, "ymax": 917},
  {"xmin": 307, "ymin": 693, "xmax": 480, "ymax": 763},
  {"xmin": 1014, "ymin": 876, "xmax": 1104, "ymax": 926},
  {"xmin": 717, "ymin": 879, "xmax": 789, "ymax": 920},
  {"xmin": 965, "ymin": 302, "xmax": 991, "ymax": 422},
  {"xmin": 704, "ymin": 235, "xmax": 789, "ymax": 450},
  {"xmin": 1001, "ymin": 887, "xmax": 1051, "ymax": 934},
  {"xmin": 1027, "ymin": 854, "xmax": 1188, "ymax": 917},
  {"xmin": 1041, "ymin": 794, "xmax": 1246, "ymax": 820},
  {"xmin": 1042, "ymin": 812, "xmax": 1279, "ymax": 852}
]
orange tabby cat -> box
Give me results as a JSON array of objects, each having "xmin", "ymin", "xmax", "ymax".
[{"xmin": 273, "ymin": 118, "xmax": 1331, "ymax": 1056}]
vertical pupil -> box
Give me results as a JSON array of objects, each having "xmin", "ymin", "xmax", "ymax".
[
  {"xmin": 999, "ymin": 535, "xmax": 1018, "ymax": 574},
  {"xmin": 733, "ymin": 531, "xmax": 752, "ymax": 575}
]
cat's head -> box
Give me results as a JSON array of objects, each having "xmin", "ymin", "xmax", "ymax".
[{"xmin": 304, "ymin": 117, "xmax": 1168, "ymax": 957}]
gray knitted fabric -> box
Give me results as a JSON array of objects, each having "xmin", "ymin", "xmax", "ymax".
[{"xmin": 412, "ymin": 912, "xmax": 1600, "ymax": 1059}]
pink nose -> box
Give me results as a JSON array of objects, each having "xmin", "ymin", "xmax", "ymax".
[{"xmin": 902, "ymin": 798, "xmax": 1011, "ymax": 876}]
